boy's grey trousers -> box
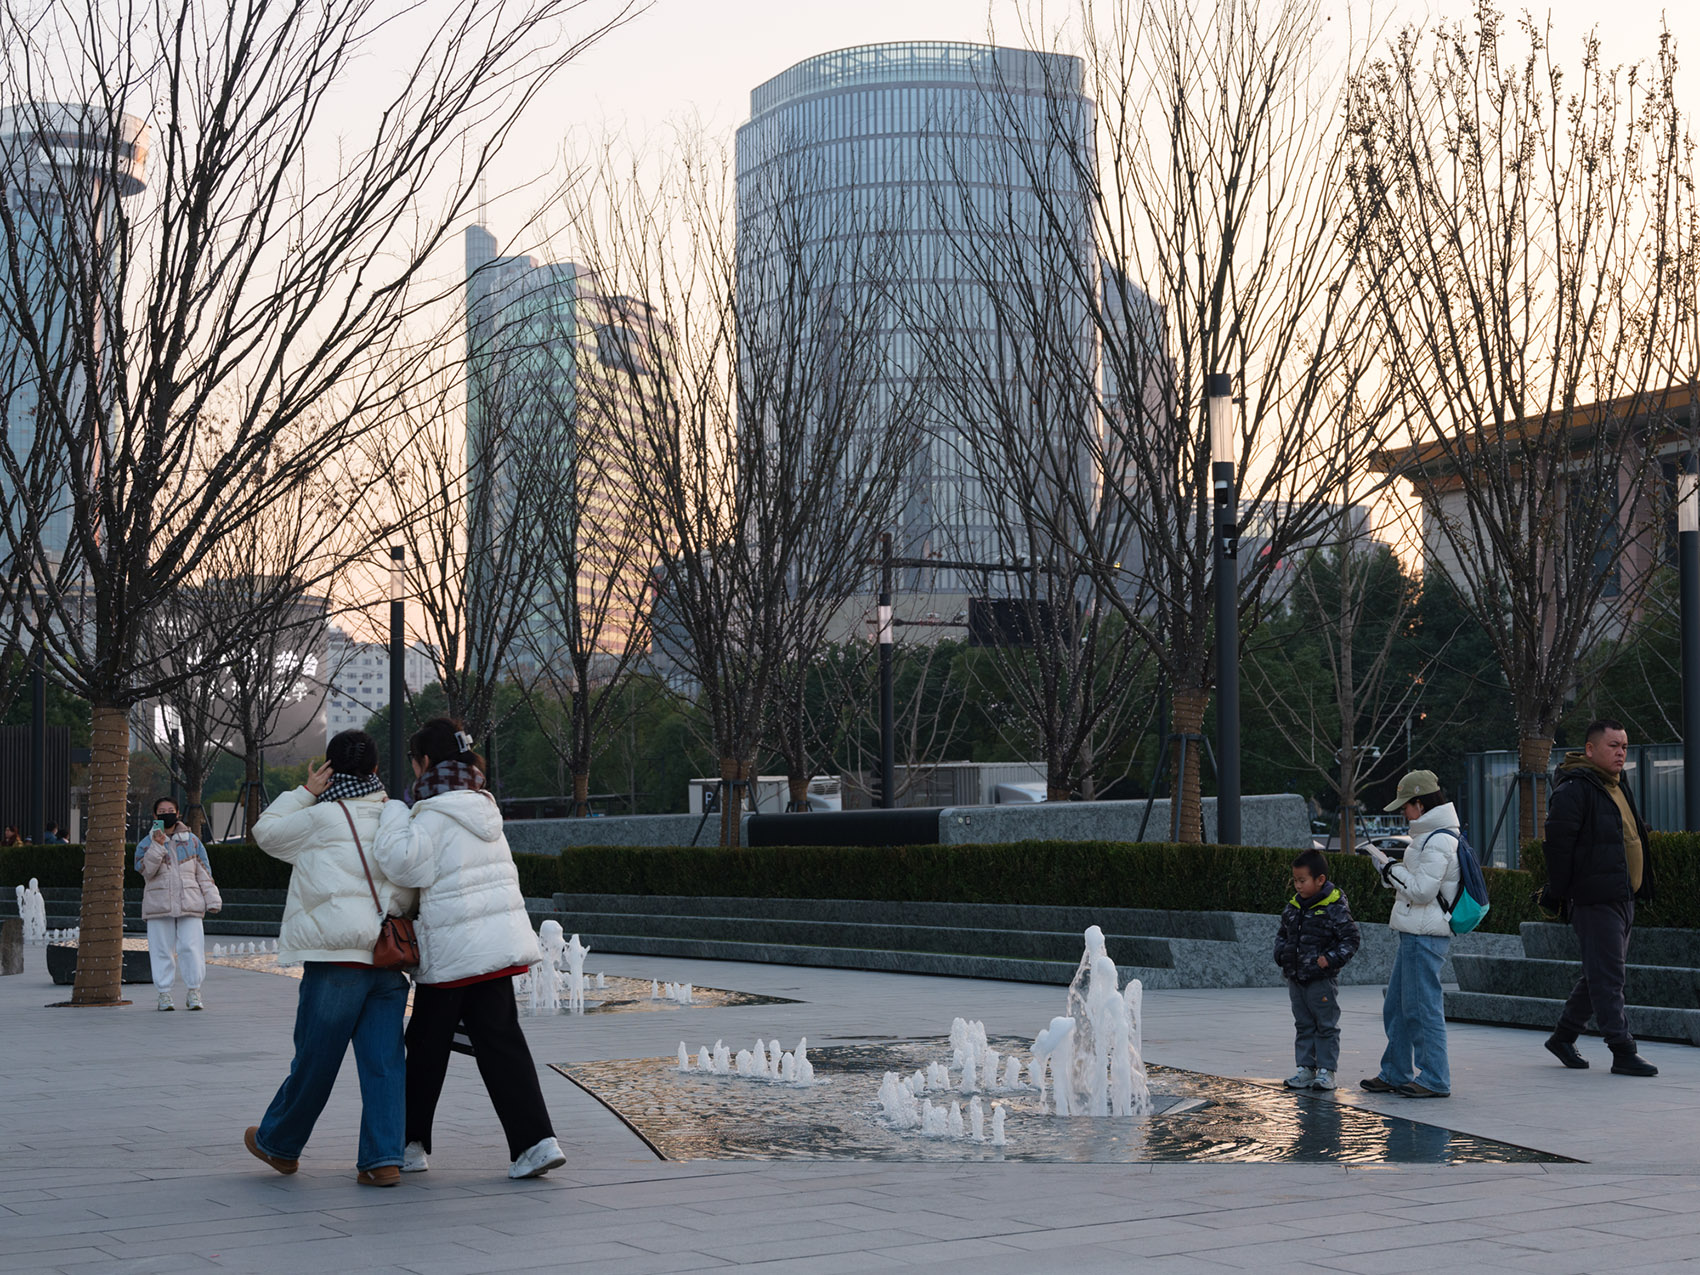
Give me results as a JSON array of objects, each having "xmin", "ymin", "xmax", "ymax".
[{"xmin": 1289, "ymin": 976, "xmax": 1342, "ymax": 1070}]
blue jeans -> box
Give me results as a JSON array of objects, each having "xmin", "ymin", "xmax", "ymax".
[
  {"xmin": 1378, "ymin": 932, "xmax": 1451, "ymax": 1093},
  {"xmin": 256, "ymin": 963, "xmax": 408, "ymax": 1170}
]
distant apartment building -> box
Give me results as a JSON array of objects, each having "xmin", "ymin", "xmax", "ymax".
[
  {"xmin": 323, "ymin": 627, "xmax": 436, "ymax": 743},
  {"xmin": 463, "ymin": 224, "xmax": 654, "ymax": 667}
]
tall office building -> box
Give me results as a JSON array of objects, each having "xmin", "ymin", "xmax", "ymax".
[
  {"xmin": 462, "ymin": 225, "xmax": 652, "ymax": 663},
  {"xmin": 735, "ymin": 42, "xmax": 1097, "ymax": 589},
  {"xmin": 0, "ymin": 104, "xmax": 148, "ymax": 564}
]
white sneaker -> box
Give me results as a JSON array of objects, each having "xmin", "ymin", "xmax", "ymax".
[
  {"xmin": 507, "ymin": 1136, "xmax": 566, "ymax": 1180},
  {"xmin": 157, "ymin": 992, "xmax": 174, "ymax": 1012},
  {"xmin": 186, "ymin": 988, "xmax": 204, "ymax": 1011},
  {"xmin": 402, "ymin": 1141, "xmax": 429, "ymax": 1173},
  {"xmin": 1312, "ymin": 1069, "xmax": 1337, "ymax": 1090},
  {"xmin": 1284, "ymin": 1067, "xmax": 1316, "ymax": 1089}
]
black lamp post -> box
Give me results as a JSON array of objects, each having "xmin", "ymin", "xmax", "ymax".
[
  {"xmin": 1681, "ymin": 467, "xmax": 1700, "ymax": 830},
  {"xmin": 878, "ymin": 532, "xmax": 894, "ymax": 809},
  {"xmin": 1209, "ymin": 373, "xmax": 1241, "ymax": 845},
  {"xmin": 389, "ymin": 545, "xmax": 406, "ymax": 798}
]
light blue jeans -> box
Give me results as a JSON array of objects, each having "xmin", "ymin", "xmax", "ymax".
[
  {"xmin": 1378, "ymin": 932, "xmax": 1452, "ymax": 1093},
  {"xmin": 256, "ymin": 963, "xmax": 408, "ymax": 1170}
]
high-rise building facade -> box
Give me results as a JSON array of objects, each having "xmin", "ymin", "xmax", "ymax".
[
  {"xmin": 462, "ymin": 225, "xmax": 653, "ymax": 665},
  {"xmin": 735, "ymin": 42, "xmax": 1097, "ymax": 589},
  {"xmin": 0, "ymin": 104, "xmax": 148, "ymax": 565}
]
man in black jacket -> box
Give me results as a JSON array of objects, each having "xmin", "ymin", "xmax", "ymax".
[{"xmin": 1540, "ymin": 719, "xmax": 1658, "ymax": 1077}]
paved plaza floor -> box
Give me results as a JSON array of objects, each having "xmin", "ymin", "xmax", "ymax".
[{"xmin": 2, "ymin": 941, "xmax": 1696, "ymax": 1275}]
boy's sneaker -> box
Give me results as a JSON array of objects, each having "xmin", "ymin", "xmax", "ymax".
[
  {"xmin": 157, "ymin": 992, "xmax": 174, "ymax": 1012},
  {"xmin": 186, "ymin": 989, "xmax": 204, "ymax": 1011},
  {"xmin": 1283, "ymin": 1067, "xmax": 1316, "ymax": 1089},
  {"xmin": 402, "ymin": 1142, "xmax": 429, "ymax": 1173},
  {"xmin": 1312, "ymin": 1069, "xmax": 1337, "ymax": 1090},
  {"xmin": 508, "ymin": 1136, "xmax": 566, "ymax": 1180}
]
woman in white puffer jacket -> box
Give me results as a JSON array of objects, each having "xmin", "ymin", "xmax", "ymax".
[
  {"xmin": 247, "ymin": 730, "xmax": 414, "ymax": 1187},
  {"xmin": 1361, "ymin": 769, "xmax": 1462, "ymax": 1100},
  {"xmin": 372, "ymin": 717, "xmax": 562, "ymax": 1182}
]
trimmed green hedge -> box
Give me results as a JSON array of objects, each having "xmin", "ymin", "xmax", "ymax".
[
  {"xmin": 553, "ymin": 840, "xmax": 1549, "ymax": 936},
  {"xmin": 1521, "ymin": 833, "xmax": 1700, "ymax": 930},
  {"xmin": 3, "ymin": 842, "xmax": 568, "ymax": 902}
]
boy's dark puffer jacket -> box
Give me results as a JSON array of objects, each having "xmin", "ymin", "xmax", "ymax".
[{"xmin": 1274, "ymin": 886, "xmax": 1361, "ymax": 984}]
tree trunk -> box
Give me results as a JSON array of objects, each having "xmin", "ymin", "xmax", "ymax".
[
  {"xmin": 71, "ymin": 704, "xmax": 130, "ymax": 1005},
  {"xmin": 185, "ymin": 782, "xmax": 205, "ymax": 838},
  {"xmin": 572, "ymin": 768, "xmax": 590, "ymax": 817},
  {"xmin": 719, "ymin": 756, "xmax": 748, "ymax": 848},
  {"xmin": 1171, "ymin": 686, "xmax": 1209, "ymax": 844},
  {"xmin": 244, "ymin": 750, "xmax": 262, "ymax": 843},
  {"xmin": 1047, "ymin": 779, "xmax": 1073, "ymax": 801},
  {"xmin": 1517, "ymin": 735, "xmax": 1553, "ymax": 852},
  {"xmin": 786, "ymin": 772, "xmax": 811, "ymax": 812},
  {"xmin": 1338, "ymin": 754, "xmax": 1358, "ymax": 858}
]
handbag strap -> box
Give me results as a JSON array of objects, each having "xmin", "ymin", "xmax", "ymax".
[{"xmin": 337, "ymin": 800, "xmax": 384, "ymax": 918}]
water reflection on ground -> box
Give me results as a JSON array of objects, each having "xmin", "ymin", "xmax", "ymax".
[{"xmin": 554, "ymin": 1036, "xmax": 1570, "ymax": 1165}]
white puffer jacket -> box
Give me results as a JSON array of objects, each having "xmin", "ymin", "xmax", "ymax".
[
  {"xmin": 253, "ymin": 788, "xmax": 416, "ymax": 965},
  {"xmin": 1383, "ymin": 802, "xmax": 1463, "ymax": 938},
  {"xmin": 372, "ymin": 788, "xmax": 541, "ymax": 985}
]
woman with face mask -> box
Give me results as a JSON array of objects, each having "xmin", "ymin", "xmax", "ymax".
[{"xmin": 136, "ymin": 797, "xmax": 221, "ymax": 1011}]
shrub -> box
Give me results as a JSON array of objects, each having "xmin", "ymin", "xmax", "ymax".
[{"xmin": 552, "ymin": 840, "xmax": 1549, "ymax": 934}]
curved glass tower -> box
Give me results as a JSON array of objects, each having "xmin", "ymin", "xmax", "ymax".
[{"xmin": 736, "ymin": 42, "xmax": 1096, "ymax": 589}]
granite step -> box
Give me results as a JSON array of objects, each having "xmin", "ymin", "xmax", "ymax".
[
  {"xmin": 528, "ymin": 906, "xmax": 1178, "ymax": 968},
  {"xmin": 1453, "ymin": 954, "xmax": 1700, "ymax": 1009},
  {"xmin": 546, "ymin": 894, "xmax": 1238, "ymax": 942},
  {"xmin": 1519, "ymin": 922, "xmax": 1700, "ymax": 969},
  {"xmin": 1444, "ymin": 989, "xmax": 1700, "ymax": 1046}
]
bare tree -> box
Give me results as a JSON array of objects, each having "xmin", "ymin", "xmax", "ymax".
[
  {"xmin": 520, "ymin": 287, "xmax": 658, "ymax": 813},
  {"xmin": 357, "ymin": 339, "xmax": 547, "ymax": 746},
  {"xmin": 976, "ymin": 0, "xmax": 1397, "ymax": 841},
  {"xmin": 1347, "ymin": 6, "xmax": 1687, "ymax": 841},
  {"xmin": 0, "ymin": 0, "xmax": 633, "ymax": 1005},
  {"xmin": 568, "ymin": 131, "xmax": 914, "ymax": 844}
]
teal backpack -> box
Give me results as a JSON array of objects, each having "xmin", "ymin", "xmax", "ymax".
[{"xmin": 1433, "ymin": 828, "xmax": 1491, "ymax": 935}]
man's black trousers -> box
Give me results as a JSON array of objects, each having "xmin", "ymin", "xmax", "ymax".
[{"xmin": 1555, "ymin": 898, "xmax": 1636, "ymax": 1048}]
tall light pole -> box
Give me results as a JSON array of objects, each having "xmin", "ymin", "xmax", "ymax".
[
  {"xmin": 1680, "ymin": 467, "xmax": 1700, "ymax": 830},
  {"xmin": 1209, "ymin": 373, "xmax": 1241, "ymax": 845},
  {"xmin": 389, "ymin": 545, "xmax": 406, "ymax": 798},
  {"xmin": 878, "ymin": 532, "xmax": 894, "ymax": 809}
]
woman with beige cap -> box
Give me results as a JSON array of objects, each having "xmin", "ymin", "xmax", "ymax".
[{"xmin": 1359, "ymin": 769, "xmax": 1462, "ymax": 1098}]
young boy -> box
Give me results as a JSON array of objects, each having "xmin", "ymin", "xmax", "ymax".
[{"xmin": 1273, "ymin": 848, "xmax": 1361, "ymax": 1090}]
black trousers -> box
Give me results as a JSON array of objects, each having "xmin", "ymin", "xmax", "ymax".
[
  {"xmin": 1556, "ymin": 899, "xmax": 1635, "ymax": 1048},
  {"xmin": 406, "ymin": 975, "xmax": 555, "ymax": 1159}
]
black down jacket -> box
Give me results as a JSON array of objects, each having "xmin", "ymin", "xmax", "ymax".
[
  {"xmin": 1542, "ymin": 763, "xmax": 1656, "ymax": 909},
  {"xmin": 1274, "ymin": 885, "xmax": 1362, "ymax": 984}
]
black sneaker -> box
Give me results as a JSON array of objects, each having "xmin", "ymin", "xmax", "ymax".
[
  {"xmin": 1359, "ymin": 1076, "xmax": 1398, "ymax": 1093},
  {"xmin": 1544, "ymin": 1034, "xmax": 1589, "ymax": 1070},
  {"xmin": 1397, "ymin": 1082, "xmax": 1450, "ymax": 1098},
  {"xmin": 1609, "ymin": 1049, "xmax": 1658, "ymax": 1077}
]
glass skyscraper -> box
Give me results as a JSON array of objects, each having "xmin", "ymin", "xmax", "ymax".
[
  {"xmin": 735, "ymin": 42, "xmax": 1097, "ymax": 589},
  {"xmin": 0, "ymin": 104, "xmax": 148, "ymax": 566}
]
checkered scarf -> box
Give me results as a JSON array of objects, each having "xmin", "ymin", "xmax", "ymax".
[
  {"xmin": 407, "ymin": 760, "xmax": 486, "ymax": 805},
  {"xmin": 318, "ymin": 772, "xmax": 386, "ymax": 804}
]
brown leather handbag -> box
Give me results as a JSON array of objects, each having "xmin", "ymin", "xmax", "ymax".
[{"xmin": 338, "ymin": 801, "xmax": 419, "ymax": 971}]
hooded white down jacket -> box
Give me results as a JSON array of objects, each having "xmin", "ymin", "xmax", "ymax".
[
  {"xmin": 372, "ymin": 788, "xmax": 541, "ymax": 985},
  {"xmin": 1383, "ymin": 802, "xmax": 1463, "ymax": 938},
  {"xmin": 253, "ymin": 788, "xmax": 416, "ymax": 965}
]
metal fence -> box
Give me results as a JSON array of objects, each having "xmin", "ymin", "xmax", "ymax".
[{"xmin": 1461, "ymin": 744, "xmax": 1686, "ymax": 868}]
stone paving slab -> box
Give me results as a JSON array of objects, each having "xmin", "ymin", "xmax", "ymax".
[{"xmin": 1, "ymin": 940, "xmax": 1695, "ymax": 1274}]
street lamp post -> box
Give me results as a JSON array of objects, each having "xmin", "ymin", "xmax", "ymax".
[
  {"xmin": 1209, "ymin": 373, "xmax": 1241, "ymax": 845},
  {"xmin": 389, "ymin": 546, "xmax": 406, "ymax": 798},
  {"xmin": 1680, "ymin": 469, "xmax": 1700, "ymax": 830},
  {"xmin": 878, "ymin": 532, "xmax": 894, "ymax": 809}
]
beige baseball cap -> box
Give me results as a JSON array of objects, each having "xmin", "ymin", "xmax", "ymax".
[{"xmin": 1385, "ymin": 769, "xmax": 1441, "ymax": 812}]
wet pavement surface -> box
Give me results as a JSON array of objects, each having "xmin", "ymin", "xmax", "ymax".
[{"xmin": 555, "ymin": 1034, "xmax": 1572, "ymax": 1165}]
